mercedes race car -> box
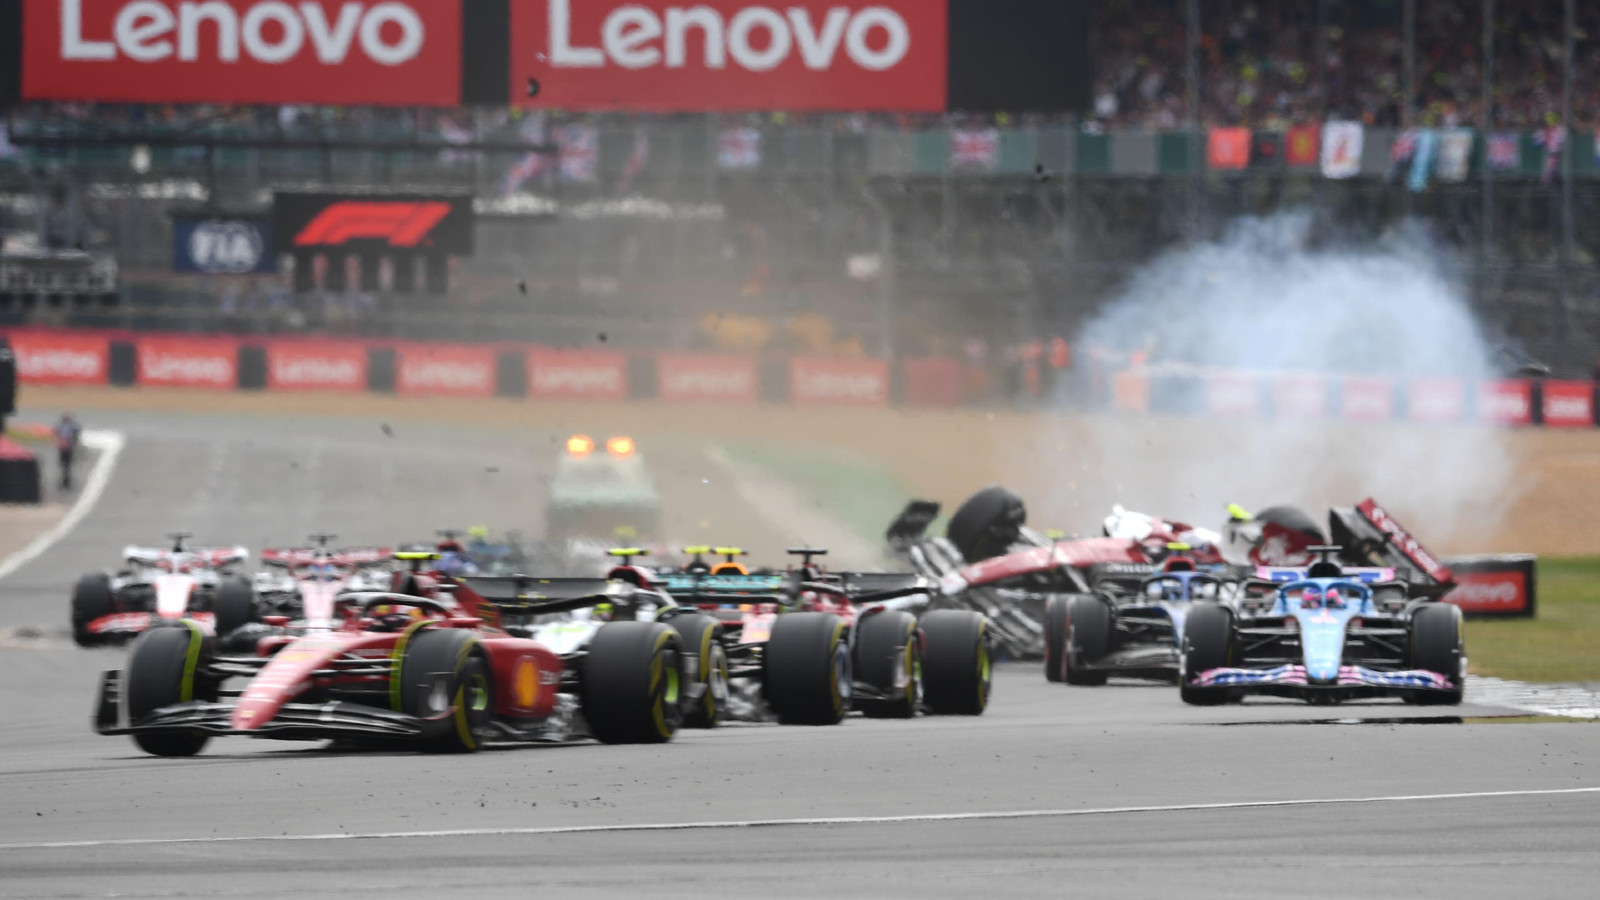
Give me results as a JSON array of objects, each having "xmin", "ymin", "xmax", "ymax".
[
  {"xmin": 546, "ymin": 434, "xmax": 661, "ymax": 542},
  {"xmin": 94, "ymin": 554, "xmax": 689, "ymax": 756},
  {"xmin": 71, "ymin": 533, "xmax": 253, "ymax": 646},
  {"xmin": 1180, "ymin": 547, "xmax": 1464, "ymax": 706}
]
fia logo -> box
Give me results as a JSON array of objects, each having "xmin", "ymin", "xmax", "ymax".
[{"xmin": 188, "ymin": 221, "xmax": 264, "ymax": 273}]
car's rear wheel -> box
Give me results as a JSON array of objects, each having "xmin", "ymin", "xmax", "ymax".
[
  {"xmin": 945, "ymin": 486, "xmax": 1026, "ymax": 562},
  {"xmin": 1407, "ymin": 603, "xmax": 1465, "ymax": 706},
  {"xmin": 1180, "ymin": 602, "xmax": 1234, "ymax": 706},
  {"xmin": 920, "ymin": 610, "xmax": 991, "ymax": 715},
  {"xmin": 71, "ymin": 573, "xmax": 114, "ymax": 647},
  {"xmin": 1043, "ymin": 596, "xmax": 1069, "ymax": 683},
  {"xmin": 1064, "ymin": 596, "xmax": 1112, "ymax": 686},
  {"xmin": 125, "ymin": 623, "xmax": 215, "ymax": 757},
  {"xmin": 582, "ymin": 622, "xmax": 684, "ymax": 743},
  {"xmin": 853, "ymin": 610, "xmax": 919, "ymax": 718},
  {"xmin": 212, "ymin": 576, "xmax": 258, "ymax": 641},
  {"xmin": 398, "ymin": 628, "xmax": 494, "ymax": 753},
  {"xmin": 669, "ymin": 613, "xmax": 728, "ymax": 728},
  {"xmin": 763, "ymin": 612, "xmax": 850, "ymax": 725}
]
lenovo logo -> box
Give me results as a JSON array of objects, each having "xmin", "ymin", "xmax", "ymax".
[
  {"xmin": 1447, "ymin": 578, "xmax": 1522, "ymax": 607},
  {"xmin": 142, "ymin": 351, "xmax": 234, "ymax": 386},
  {"xmin": 399, "ymin": 359, "xmax": 492, "ymax": 393},
  {"xmin": 293, "ymin": 201, "xmax": 451, "ymax": 247},
  {"xmin": 271, "ymin": 356, "xmax": 362, "ymax": 387},
  {"xmin": 18, "ymin": 348, "xmax": 103, "ymax": 380},
  {"xmin": 533, "ymin": 366, "xmax": 623, "ymax": 393},
  {"xmin": 58, "ymin": 0, "xmax": 425, "ymax": 66}
]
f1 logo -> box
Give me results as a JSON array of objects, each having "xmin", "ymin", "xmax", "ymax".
[{"xmin": 293, "ymin": 202, "xmax": 452, "ymax": 248}]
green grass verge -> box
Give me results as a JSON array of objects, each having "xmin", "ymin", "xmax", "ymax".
[
  {"xmin": 719, "ymin": 443, "xmax": 927, "ymax": 546},
  {"xmin": 1468, "ymin": 557, "xmax": 1600, "ymax": 683}
]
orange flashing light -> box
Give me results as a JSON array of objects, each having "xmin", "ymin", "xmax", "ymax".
[
  {"xmin": 606, "ymin": 436, "xmax": 636, "ymax": 458},
  {"xmin": 567, "ymin": 434, "xmax": 595, "ymax": 457}
]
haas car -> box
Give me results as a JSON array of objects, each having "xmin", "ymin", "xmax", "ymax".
[
  {"xmin": 219, "ymin": 534, "xmax": 393, "ymax": 645},
  {"xmin": 1180, "ymin": 546, "xmax": 1464, "ymax": 706},
  {"xmin": 71, "ymin": 533, "xmax": 253, "ymax": 646},
  {"xmin": 655, "ymin": 546, "xmax": 992, "ymax": 723},
  {"xmin": 94, "ymin": 552, "xmax": 689, "ymax": 756}
]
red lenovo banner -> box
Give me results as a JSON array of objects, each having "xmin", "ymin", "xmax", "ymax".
[
  {"xmin": 528, "ymin": 349, "xmax": 628, "ymax": 399},
  {"xmin": 1340, "ymin": 376, "xmax": 1393, "ymax": 421},
  {"xmin": 395, "ymin": 344, "xmax": 494, "ymax": 397},
  {"xmin": 1407, "ymin": 377, "xmax": 1466, "ymax": 424},
  {"xmin": 1476, "ymin": 379, "xmax": 1533, "ymax": 426},
  {"xmin": 656, "ymin": 354, "xmax": 756, "ymax": 403},
  {"xmin": 790, "ymin": 357, "xmax": 888, "ymax": 406},
  {"xmin": 9, "ymin": 330, "xmax": 108, "ymax": 385},
  {"xmin": 137, "ymin": 336, "xmax": 237, "ymax": 389},
  {"xmin": 901, "ymin": 357, "xmax": 961, "ymax": 407},
  {"xmin": 1205, "ymin": 373, "xmax": 1258, "ymax": 417},
  {"xmin": 22, "ymin": 0, "xmax": 461, "ymax": 106},
  {"xmin": 1442, "ymin": 555, "xmax": 1537, "ymax": 617},
  {"xmin": 1272, "ymin": 374, "xmax": 1326, "ymax": 419},
  {"xmin": 511, "ymin": 0, "xmax": 948, "ymax": 111},
  {"xmin": 1541, "ymin": 380, "xmax": 1595, "ymax": 428},
  {"xmin": 265, "ymin": 341, "xmax": 367, "ymax": 392}
]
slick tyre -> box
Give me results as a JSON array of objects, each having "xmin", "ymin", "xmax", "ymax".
[
  {"xmin": 852, "ymin": 610, "xmax": 919, "ymax": 719},
  {"xmin": 1043, "ymin": 596, "xmax": 1069, "ymax": 683},
  {"xmin": 212, "ymin": 576, "xmax": 258, "ymax": 641},
  {"xmin": 398, "ymin": 628, "xmax": 493, "ymax": 753},
  {"xmin": 1180, "ymin": 602, "xmax": 1234, "ymax": 706},
  {"xmin": 1064, "ymin": 595, "xmax": 1112, "ymax": 686},
  {"xmin": 669, "ymin": 614, "xmax": 728, "ymax": 728},
  {"xmin": 71, "ymin": 573, "xmax": 114, "ymax": 647},
  {"xmin": 124, "ymin": 623, "xmax": 215, "ymax": 757},
  {"xmin": 582, "ymin": 622, "xmax": 684, "ymax": 744},
  {"xmin": 920, "ymin": 610, "xmax": 991, "ymax": 716},
  {"xmin": 763, "ymin": 612, "xmax": 850, "ymax": 725},
  {"xmin": 945, "ymin": 486, "xmax": 1026, "ymax": 563},
  {"xmin": 1407, "ymin": 603, "xmax": 1465, "ymax": 706}
]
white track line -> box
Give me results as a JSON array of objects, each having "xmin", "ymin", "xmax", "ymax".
[
  {"xmin": 2, "ymin": 785, "xmax": 1595, "ymax": 851},
  {"xmin": 0, "ymin": 429, "xmax": 125, "ymax": 583}
]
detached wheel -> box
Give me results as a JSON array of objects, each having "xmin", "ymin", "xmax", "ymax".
[
  {"xmin": 921, "ymin": 610, "xmax": 991, "ymax": 715},
  {"xmin": 125, "ymin": 623, "xmax": 215, "ymax": 757},
  {"xmin": 1043, "ymin": 596, "xmax": 1068, "ymax": 683},
  {"xmin": 1180, "ymin": 602, "xmax": 1234, "ymax": 706},
  {"xmin": 582, "ymin": 622, "xmax": 684, "ymax": 743},
  {"xmin": 71, "ymin": 573, "xmax": 115, "ymax": 647},
  {"xmin": 398, "ymin": 628, "xmax": 493, "ymax": 753},
  {"xmin": 213, "ymin": 577, "xmax": 258, "ymax": 641},
  {"xmin": 853, "ymin": 610, "xmax": 919, "ymax": 719},
  {"xmin": 669, "ymin": 613, "xmax": 729, "ymax": 728},
  {"xmin": 763, "ymin": 612, "xmax": 850, "ymax": 725},
  {"xmin": 1064, "ymin": 595, "xmax": 1112, "ymax": 686},
  {"xmin": 945, "ymin": 486, "xmax": 1026, "ymax": 562},
  {"xmin": 1407, "ymin": 603, "xmax": 1465, "ymax": 706}
]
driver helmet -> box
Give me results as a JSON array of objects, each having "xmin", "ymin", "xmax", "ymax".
[
  {"xmin": 368, "ymin": 603, "xmax": 424, "ymax": 631},
  {"xmin": 1323, "ymin": 586, "xmax": 1345, "ymax": 609},
  {"xmin": 593, "ymin": 601, "xmax": 615, "ymax": 622},
  {"xmin": 1299, "ymin": 584, "xmax": 1324, "ymax": 609}
]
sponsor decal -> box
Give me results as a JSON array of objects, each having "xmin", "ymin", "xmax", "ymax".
[
  {"xmin": 1273, "ymin": 374, "xmax": 1326, "ymax": 418},
  {"xmin": 512, "ymin": 656, "xmax": 540, "ymax": 709},
  {"xmin": 292, "ymin": 201, "xmax": 451, "ymax": 248},
  {"xmin": 527, "ymin": 349, "xmax": 628, "ymax": 399},
  {"xmin": 1540, "ymin": 380, "xmax": 1594, "ymax": 428},
  {"xmin": 1407, "ymin": 377, "xmax": 1465, "ymax": 424},
  {"xmin": 265, "ymin": 342, "xmax": 367, "ymax": 391},
  {"xmin": 656, "ymin": 354, "xmax": 756, "ymax": 402},
  {"xmin": 396, "ymin": 345, "xmax": 494, "ymax": 396},
  {"xmin": 1444, "ymin": 569, "xmax": 1528, "ymax": 614},
  {"xmin": 1357, "ymin": 499, "xmax": 1453, "ymax": 584},
  {"xmin": 1476, "ymin": 379, "xmax": 1532, "ymax": 426},
  {"xmin": 513, "ymin": 0, "xmax": 948, "ymax": 111},
  {"xmin": 1340, "ymin": 376, "xmax": 1393, "ymax": 421},
  {"xmin": 23, "ymin": 0, "xmax": 461, "ymax": 106},
  {"xmin": 173, "ymin": 218, "xmax": 274, "ymax": 274},
  {"xmin": 789, "ymin": 357, "xmax": 888, "ymax": 406},
  {"xmin": 137, "ymin": 337, "xmax": 237, "ymax": 388},
  {"xmin": 1205, "ymin": 373, "xmax": 1258, "ymax": 417},
  {"xmin": 272, "ymin": 191, "xmax": 473, "ymax": 254},
  {"xmin": 9, "ymin": 331, "xmax": 108, "ymax": 384}
]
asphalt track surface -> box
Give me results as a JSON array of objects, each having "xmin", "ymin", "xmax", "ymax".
[{"xmin": 0, "ymin": 409, "xmax": 1597, "ymax": 898}]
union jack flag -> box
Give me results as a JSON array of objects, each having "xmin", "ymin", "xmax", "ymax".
[
  {"xmin": 558, "ymin": 125, "xmax": 598, "ymax": 183},
  {"xmin": 1487, "ymin": 132, "xmax": 1521, "ymax": 171},
  {"xmin": 1534, "ymin": 126, "xmax": 1565, "ymax": 183},
  {"xmin": 619, "ymin": 129, "xmax": 649, "ymax": 191},
  {"xmin": 951, "ymin": 129, "xmax": 1000, "ymax": 170},
  {"xmin": 718, "ymin": 128, "xmax": 761, "ymax": 170},
  {"xmin": 1389, "ymin": 129, "xmax": 1417, "ymax": 164}
]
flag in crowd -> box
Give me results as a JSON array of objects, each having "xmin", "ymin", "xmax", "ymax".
[
  {"xmin": 718, "ymin": 128, "xmax": 761, "ymax": 169},
  {"xmin": 1534, "ymin": 126, "xmax": 1564, "ymax": 183},
  {"xmin": 1207, "ymin": 127, "xmax": 1250, "ymax": 169},
  {"xmin": 1249, "ymin": 131, "xmax": 1282, "ymax": 167},
  {"xmin": 1488, "ymin": 132, "xmax": 1521, "ymax": 171},
  {"xmin": 951, "ymin": 129, "xmax": 1000, "ymax": 170},
  {"xmin": 500, "ymin": 113, "xmax": 549, "ymax": 195},
  {"xmin": 618, "ymin": 129, "xmax": 649, "ymax": 192},
  {"xmin": 1436, "ymin": 129, "xmax": 1473, "ymax": 182},
  {"xmin": 1388, "ymin": 128, "xmax": 1417, "ymax": 181},
  {"xmin": 1407, "ymin": 129, "xmax": 1437, "ymax": 193},
  {"xmin": 1320, "ymin": 121, "xmax": 1363, "ymax": 179},
  {"xmin": 1286, "ymin": 124, "xmax": 1319, "ymax": 166},
  {"xmin": 558, "ymin": 124, "xmax": 598, "ymax": 182}
]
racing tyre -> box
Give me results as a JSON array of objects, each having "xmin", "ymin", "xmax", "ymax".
[
  {"xmin": 1407, "ymin": 603, "xmax": 1465, "ymax": 706},
  {"xmin": 1043, "ymin": 596, "xmax": 1069, "ymax": 683},
  {"xmin": 1180, "ymin": 602, "xmax": 1234, "ymax": 706},
  {"xmin": 945, "ymin": 486, "xmax": 1026, "ymax": 563},
  {"xmin": 763, "ymin": 612, "xmax": 850, "ymax": 725},
  {"xmin": 398, "ymin": 628, "xmax": 493, "ymax": 753},
  {"xmin": 212, "ymin": 576, "xmax": 258, "ymax": 641},
  {"xmin": 920, "ymin": 610, "xmax": 991, "ymax": 715},
  {"xmin": 852, "ymin": 610, "xmax": 919, "ymax": 718},
  {"xmin": 583, "ymin": 622, "xmax": 684, "ymax": 743},
  {"xmin": 71, "ymin": 573, "xmax": 114, "ymax": 647},
  {"xmin": 124, "ymin": 623, "xmax": 216, "ymax": 757},
  {"xmin": 1064, "ymin": 595, "xmax": 1112, "ymax": 686},
  {"xmin": 669, "ymin": 614, "xmax": 728, "ymax": 728}
]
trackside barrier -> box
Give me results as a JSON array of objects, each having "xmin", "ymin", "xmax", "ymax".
[{"xmin": 1443, "ymin": 555, "xmax": 1538, "ymax": 618}]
